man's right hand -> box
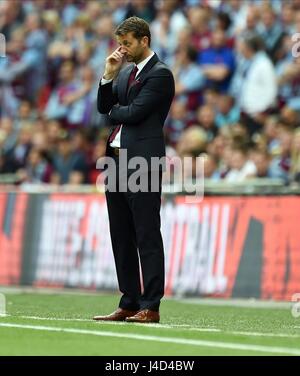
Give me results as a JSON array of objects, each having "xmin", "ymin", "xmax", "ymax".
[{"xmin": 103, "ymin": 47, "xmax": 126, "ymax": 81}]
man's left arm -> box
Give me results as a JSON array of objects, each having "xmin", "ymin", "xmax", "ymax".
[{"xmin": 109, "ymin": 69, "xmax": 175, "ymax": 125}]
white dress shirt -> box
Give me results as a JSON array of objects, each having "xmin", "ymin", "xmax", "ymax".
[
  {"xmin": 240, "ymin": 52, "xmax": 277, "ymax": 116},
  {"xmin": 101, "ymin": 51, "xmax": 155, "ymax": 148},
  {"xmin": 225, "ymin": 160, "xmax": 257, "ymax": 182}
]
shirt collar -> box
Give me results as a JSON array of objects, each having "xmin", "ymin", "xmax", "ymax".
[{"xmin": 135, "ymin": 51, "xmax": 155, "ymax": 76}]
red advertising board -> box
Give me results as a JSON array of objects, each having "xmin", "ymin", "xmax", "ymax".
[
  {"xmin": 0, "ymin": 193, "xmax": 28, "ymax": 285},
  {"xmin": 0, "ymin": 192, "xmax": 300, "ymax": 301}
]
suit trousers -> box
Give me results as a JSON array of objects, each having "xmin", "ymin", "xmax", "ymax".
[{"xmin": 105, "ymin": 151, "xmax": 164, "ymax": 312}]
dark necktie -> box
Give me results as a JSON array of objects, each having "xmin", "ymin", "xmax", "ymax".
[
  {"xmin": 127, "ymin": 65, "xmax": 139, "ymax": 92},
  {"xmin": 109, "ymin": 65, "xmax": 139, "ymax": 144}
]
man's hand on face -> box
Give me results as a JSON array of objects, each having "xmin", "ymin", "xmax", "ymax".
[{"xmin": 103, "ymin": 46, "xmax": 126, "ymax": 80}]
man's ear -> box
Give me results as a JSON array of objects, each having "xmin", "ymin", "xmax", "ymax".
[{"xmin": 142, "ymin": 36, "xmax": 149, "ymax": 47}]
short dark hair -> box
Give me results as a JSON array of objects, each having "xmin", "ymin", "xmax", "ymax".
[
  {"xmin": 115, "ymin": 16, "xmax": 151, "ymax": 46},
  {"xmin": 217, "ymin": 11, "xmax": 232, "ymax": 31},
  {"xmin": 186, "ymin": 45, "xmax": 198, "ymax": 62},
  {"xmin": 243, "ymin": 33, "xmax": 265, "ymax": 53}
]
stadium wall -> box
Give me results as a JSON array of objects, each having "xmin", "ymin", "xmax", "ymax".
[{"xmin": 0, "ymin": 192, "xmax": 299, "ymax": 301}]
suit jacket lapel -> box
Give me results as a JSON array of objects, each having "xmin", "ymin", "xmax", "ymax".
[
  {"xmin": 127, "ymin": 53, "xmax": 159, "ymax": 98},
  {"xmin": 118, "ymin": 65, "xmax": 132, "ymax": 104}
]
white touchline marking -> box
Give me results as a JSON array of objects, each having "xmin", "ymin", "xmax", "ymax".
[
  {"xmin": 189, "ymin": 328, "xmax": 300, "ymax": 338},
  {"xmin": 10, "ymin": 315, "xmax": 219, "ymax": 331},
  {"xmin": 187, "ymin": 328, "xmax": 221, "ymax": 332},
  {"xmin": 0, "ymin": 322, "xmax": 299, "ymax": 355},
  {"xmin": 19, "ymin": 315, "xmax": 91, "ymax": 322},
  {"xmin": 222, "ymin": 330, "xmax": 300, "ymax": 338},
  {"xmin": 177, "ymin": 298, "xmax": 291, "ymax": 310}
]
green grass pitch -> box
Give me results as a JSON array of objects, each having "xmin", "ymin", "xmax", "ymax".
[{"xmin": 0, "ymin": 289, "xmax": 299, "ymax": 356}]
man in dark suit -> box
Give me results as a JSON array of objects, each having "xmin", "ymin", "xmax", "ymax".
[{"xmin": 93, "ymin": 17, "xmax": 174, "ymax": 324}]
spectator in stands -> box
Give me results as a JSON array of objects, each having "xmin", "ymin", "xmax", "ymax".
[
  {"xmin": 42, "ymin": 10, "xmax": 61, "ymax": 44},
  {"xmin": 164, "ymin": 100, "xmax": 191, "ymax": 147},
  {"xmin": 277, "ymin": 55, "xmax": 300, "ymax": 111},
  {"xmin": 51, "ymin": 133, "xmax": 88, "ymax": 185},
  {"xmin": 202, "ymin": 87, "xmax": 219, "ymax": 107},
  {"xmin": 280, "ymin": 106, "xmax": 299, "ymax": 128},
  {"xmin": 0, "ymin": 27, "xmax": 27, "ymax": 115},
  {"xmin": 290, "ymin": 128, "xmax": 300, "ymax": 183},
  {"xmin": 187, "ymin": 6, "xmax": 211, "ymax": 52},
  {"xmin": 176, "ymin": 126, "xmax": 207, "ymax": 158},
  {"xmin": 44, "ymin": 61, "xmax": 80, "ymax": 126},
  {"xmin": 2, "ymin": 124, "xmax": 32, "ymax": 173},
  {"xmin": 61, "ymin": 0, "xmax": 80, "ymax": 27},
  {"xmin": 31, "ymin": 129, "xmax": 50, "ymax": 156},
  {"xmin": 0, "ymin": 117, "xmax": 18, "ymax": 154},
  {"xmin": 198, "ymin": 28, "xmax": 236, "ymax": 92},
  {"xmin": 219, "ymin": 142, "xmax": 236, "ymax": 179},
  {"xmin": 238, "ymin": 34, "xmax": 278, "ymax": 136},
  {"xmin": 281, "ymin": 2, "xmax": 295, "ymax": 34},
  {"xmin": 56, "ymin": 65, "xmax": 96, "ymax": 127},
  {"xmin": 13, "ymin": 100, "xmax": 37, "ymax": 131},
  {"xmin": 243, "ymin": 6, "xmax": 260, "ymax": 35},
  {"xmin": 268, "ymin": 124, "xmax": 293, "ymax": 183},
  {"xmin": 195, "ymin": 104, "xmax": 218, "ymax": 142},
  {"xmin": 215, "ymin": 94, "xmax": 240, "ymax": 129},
  {"xmin": 90, "ymin": 14, "xmax": 116, "ymax": 77},
  {"xmin": 85, "ymin": 1, "xmax": 103, "ymax": 24},
  {"xmin": 89, "ymin": 130, "xmax": 109, "ymax": 185},
  {"xmin": 0, "ymin": 0, "xmax": 299, "ymax": 187},
  {"xmin": 221, "ymin": 0, "xmax": 250, "ymax": 36},
  {"xmin": 263, "ymin": 115, "xmax": 281, "ymax": 155},
  {"xmin": 124, "ymin": 0, "xmax": 156, "ymax": 24},
  {"xmin": 18, "ymin": 148, "xmax": 53, "ymax": 184},
  {"xmin": 202, "ymin": 153, "xmax": 221, "ymax": 181},
  {"xmin": 251, "ymin": 148, "xmax": 272, "ymax": 178},
  {"xmin": 46, "ymin": 120, "xmax": 63, "ymax": 153},
  {"xmin": 23, "ymin": 12, "xmax": 48, "ymax": 99},
  {"xmin": 0, "ymin": 13, "xmax": 48, "ymax": 103},
  {"xmin": 156, "ymin": 0, "xmax": 189, "ymax": 39},
  {"xmin": 151, "ymin": 10, "xmax": 177, "ymax": 64},
  {"xmin": 215, "ymin": 11, "xmax": 232, "ymax": 38},
  {"xmin": 172, "ymin": 45, "xmax": 205, "ymax": 110},
  {"xmin": 256, "ymin": 5, "xmax": 284, "ymax": 61},
  {"xmin": 225, "ymin": 145, "xmax": 257, "ymax": 182},
  {"xmin": 0, "ymin": 0, "xmax": 25, "ymax": 40}
]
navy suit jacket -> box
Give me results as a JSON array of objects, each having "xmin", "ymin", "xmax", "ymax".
[{"xmin": 97, "ymin": 53, "xmax": 175, "ymax": 167}]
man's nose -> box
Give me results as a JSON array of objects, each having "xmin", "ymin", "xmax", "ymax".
[{"xmin": 120, "ymin": 47, "xmax": 127, "ymax": 54}]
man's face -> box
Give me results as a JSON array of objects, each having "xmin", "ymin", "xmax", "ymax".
[
  {"xmin": 58, "ymin": 140, "xmax": 71, "ymax": 157},
  {"xmin": 231, "ymin": 150, "xmax": 246, "ymax": 170},
  {"xmin": 116, "ymin": 32, "xmax": 147, "ymax": 64},
  {"xmin": 238, "ymin": 40, "xmax": 251, "ymax": 60},
  {"xmin": 211, "ymin": 30, "xmax": 225, "ymax": 48},
  {"xmin": 60, "ymin": 63, "xmax": 74, "ymax": 82},
  {"xmin": 255, "ymin": 154, "xmax": 269, "ymax": 176}
]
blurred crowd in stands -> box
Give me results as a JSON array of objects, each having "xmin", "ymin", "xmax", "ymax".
[{"xmin": 1, "ymin": 0, "xmax": 300, "ymax": 186}]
